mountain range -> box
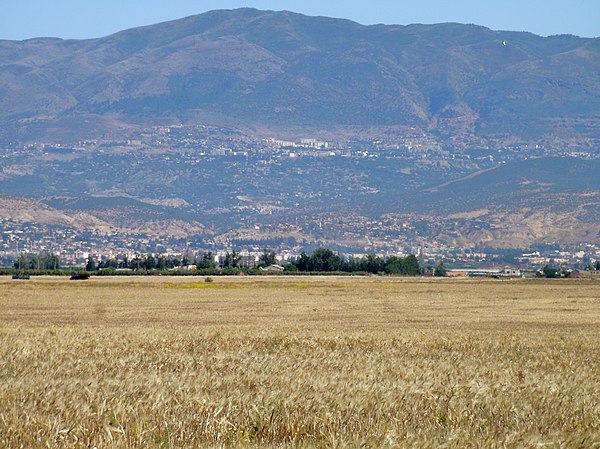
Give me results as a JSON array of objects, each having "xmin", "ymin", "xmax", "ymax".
[
  {"xmin": 1, "ymin": 8, "xmax": 600, "ymax": 144},
  {"xmin": 0, "ymin": 9, "xmax": 599, "ymax": 252}
]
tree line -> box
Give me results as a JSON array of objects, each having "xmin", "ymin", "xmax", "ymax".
[
  {"xmin": 86, "ymin": 252, "xmax": 219, "ymax": 272},
  {"xmin": 8, "ymin": 249, "xmax": 600, "ymax": 278},
  {"xmin": 10, "ymin": 248, "xmax": 425, "ymax": 276},
  {"xmin": 537, "ymin": 261, "xmax": 600, "ymax": 278},
  {"xmin": 290, "ymin": 248, "xmax": 422, "ymax": 275},
  {"xmin": 87, "ymin": 248, "xmax": 423, "ymax": 275},
  {"xmin": 14, "ymin": 252, "xmax": 60, "ymax": 271}
]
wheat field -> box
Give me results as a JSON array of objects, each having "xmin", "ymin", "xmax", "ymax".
[{"xmin": 0, "ymin": 276, "xmax": 599, "ymax": 448}]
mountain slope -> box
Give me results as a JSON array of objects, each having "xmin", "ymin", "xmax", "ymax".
[
  {"xmin": 1, "ymin": 10, "xmax": 599, "ymax": 251},
  {"xmin": 414, "ymin": 157, "xmax": 600, "ymax": 213},
  {"xmin": 1, "ymin": 9, "xmax": 599, "ymax": 143},
  {"xmin": 394, "ymin": 157, "xmax": 600, "ymax": 247}
]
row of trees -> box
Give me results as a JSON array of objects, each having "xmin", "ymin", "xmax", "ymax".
[
  {"xmin": 11, "ymin": 248, "xmax": 424, "ymax": 275},
  {"xmin": 291, "ymin": 248, "xmax": 421, "ymax": 275},
  {"xmin": 14, "ymin": 252, "xmax": 60, "ymax": 271},
  {"xmin": 10, "ymin": 249, "xmax": 600, "ymax": 277},
  {"xmin": 88, "ymin": 252, "xmax": 219, "ymax": 272},
  {"xmin": 88, "ymin": 249, "xmax": 277, "ymax": 272},
  {"xmin": 83, "ymin": 247, "xmax": 423, "ymax": 275},
  {"xmin": 537, "ymin": 261, "xmax": 600, "ymax": 278}
]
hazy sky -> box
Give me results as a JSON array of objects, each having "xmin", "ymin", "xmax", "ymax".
[{"xmin": 2, "ymin": 0, "xmax": 598, "ymax": 40}]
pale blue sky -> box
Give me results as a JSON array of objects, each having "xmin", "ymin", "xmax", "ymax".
[{"xmin": 2, "ymin": 0, "xmax": 598, "ymax": 40}]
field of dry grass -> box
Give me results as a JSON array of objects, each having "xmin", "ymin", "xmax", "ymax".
[{"xmin": 0, "ymin": 276, "xmax": 599, "ymax": 448}]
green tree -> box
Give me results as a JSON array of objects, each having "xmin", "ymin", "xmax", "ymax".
[
  {"xmin": 363, "ymin": 254, "xmax": 384, "ymax": 274},
  {"xmin": 259, "ymin": 248, "xmax": 277, "ymax": 267},
  {"xmin": 14, "ymin": 253, "xmax": 31, "ymax": 270},
  {"xmin": 434, "ymin": 261, "xmax": 447, "ymax": 277},
  {"xmin": 223, "ymin": 251, "xmax": 242, "ymax": 268},
  {"xmin": 295, "ymin": 252, "xmax": 310, "ymax": 271},
  {"xmin": 595, "ymin": 261, "xmax": 600, "ymax": 271},
  {"xmin": 383, "ymin": 254, "xmax": 421, "ymax": 276},
  {"xmin": 201, "ymin": 252, "xmax": 216, "ymax": 269},
  {"xmin": 542, "ymin": 265, "xmax": 558, "ymax": 278},
  {"xmin": 230, "ymin": 250, "xmax": 242, "ymax": 268},
  {"xmin": 48, "ymin": 252, "xmax": 60, "ymax": 270},
  {"xmin": 283, "ymin": 263, "xmax": 298, "ymax": 272},
  {"xmin": 384, "ymin": 256, "xmax": 404, "ymax": 275},
  {"xmin": 31, "ymin": 254, "xmax": 42, "ymax": 270},
  {"xmin": 130, "ymin": 255, "xmax": 142, "ymax": 271},
  {"xmin": 144, "ymin": 254, "xmax": 157, "ymax": 270},
  {"xmin": 309, "ymin": 248, "xmax": 342, "ymax": 272},
  {"xmin": 15, "ymin": 252, "xmax": 60, "ymax": 270},
  {"xmin": 403, "ymin": 255, "xmax": 421, "ymax": 276},
  {"xmin": 85, "ymin": 256, "xmax": 97, "ymax": 272}
]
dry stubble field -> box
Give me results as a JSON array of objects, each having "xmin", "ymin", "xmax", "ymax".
[{"xmin": 0, "ymin": 276, "xmax": 599, "ymax": 448}]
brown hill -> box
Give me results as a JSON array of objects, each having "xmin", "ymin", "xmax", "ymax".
[{"xmin": 0, "ymin": 9, "xmax": 599, "ymax": 144}]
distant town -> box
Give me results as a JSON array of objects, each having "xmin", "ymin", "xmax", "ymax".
[
  {"xmin": 2, "ymin": 214, "xmax": 599, "ymax": 273},
  {"xmin": 1, "ymin": 124, "xmax": 599, "ymax": 272}
]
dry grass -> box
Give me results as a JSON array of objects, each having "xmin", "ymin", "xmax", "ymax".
[{"xmin": 0, "ymin": 276, "xmax": 599, "ymax": 448}]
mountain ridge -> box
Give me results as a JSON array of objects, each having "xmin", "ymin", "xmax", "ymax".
[{"xmin": 1, "ymin": 8, "xmax": 599, "ymax": 145}]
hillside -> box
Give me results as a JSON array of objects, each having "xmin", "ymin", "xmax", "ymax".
[
  {"xmin": 392, "ymin": 157, "xmax": 600, "ymax": 247},
  {"xmin": 1, "ymin": 8, "xmax": 599, "ymax": 144},
  {"xmin": 0, "ymin": 9, "xmax": 599, "ymax": 251},
  {"xmin": 412, "ymin": 157, "xmax": 600, "ymax": 213},
  {"xmin": 0, "ymin": 195, "xmax": 206, "ymax": 238},
  {"xmin": 1, "ymin": 147, "xmax": 598, "ymax": 249}
]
